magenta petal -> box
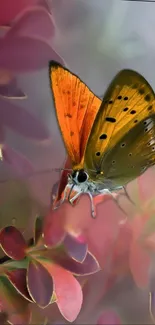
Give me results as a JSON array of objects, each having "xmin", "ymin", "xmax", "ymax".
[
  {"xmin": 27, "ymin": 260, "xmax": 53, "ymax": 308},
  {"xmin": 2, "ymin": 144, "xmax": 34, "ymax": 177},
  {"xmin": 6, "ymin": 6, "xmax": 55, "ymax": 40},
  {"xmin": 0, "ymin": 78, "xmax": 26, "ymax": 99},
  {"xmin": 0, "ymin": 99, "xmax": 49, "ymax": 140},
  {"xmin": 97, "ymin": 310, "xmax": 122, "ymax": 325},
  {"xmin": 0, "ymin": 37, "xmax": 64, "ymax": 72},
  {"xmin": 63, "ymin": 234, "xmax": 87, "ymax": 263}
]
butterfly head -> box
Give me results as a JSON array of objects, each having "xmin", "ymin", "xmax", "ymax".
[{"xmin": 71, "ymin": 169, "xmax": 89, "ymax": 185}]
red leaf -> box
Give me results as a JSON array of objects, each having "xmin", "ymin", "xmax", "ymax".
[
  {"xmin": 27, "ymin": 260, "xmax": 53, "ymax": 308},
  {"xmin": 6, "ymin": 269, "xmax": 32, "ymax": 301},
  {"xmin": 37, "ymin": 259, "xmax": 83, "ymax": 321},
  {"xmin": 0, "ymin": 226, "xmax": 27, "ymax": 260}
]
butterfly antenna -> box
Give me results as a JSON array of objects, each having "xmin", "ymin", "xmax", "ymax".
[{"xmin": 53, "ymin": 168, "xmax": 72, "ymax": 172}]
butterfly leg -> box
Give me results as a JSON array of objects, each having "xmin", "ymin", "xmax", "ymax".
[
  {"xmin": 69, "ymin": 190, "xmax": 82, "ymax": 205},
  {"xmin": 87, "ymin": 192, "xmax": 96, "ymax": 218}
]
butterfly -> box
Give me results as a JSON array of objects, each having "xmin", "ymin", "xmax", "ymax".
[{"xmin": 49, "ymin": 60, "xmax": 155, "ymax": 217}]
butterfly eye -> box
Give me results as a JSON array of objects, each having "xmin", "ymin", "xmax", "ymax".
[
  {"xmin": 121, "ymin": 143, "xmax": 126, "ymax": 148},
  {"xmin": 77, "ymin": 170, "xmax": 88, "ymax": 183},
  {"xmin": 128, "ymin": 153, "xmax": 132, "ymax": 157},
  {"xmin": 112, "ymin": 160, "xmax": 116, "ymax": 164}
]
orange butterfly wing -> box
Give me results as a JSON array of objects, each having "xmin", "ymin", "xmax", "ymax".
[{"xmin": 49, "ymin": 61, "xmax": 101, "ymax": 170}]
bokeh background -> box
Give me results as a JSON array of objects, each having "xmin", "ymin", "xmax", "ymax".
[{"xmin": 1, "ymin": 0, "xmax": 155, "ymax": 324}]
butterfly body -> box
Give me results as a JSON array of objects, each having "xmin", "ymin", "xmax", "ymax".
[{"xmin": 49, "ymin": 61, "xmax": 155, "ymax": 217}]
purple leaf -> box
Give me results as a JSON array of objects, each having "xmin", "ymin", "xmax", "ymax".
[
  {"xmin": 27, "ymin": 260, "xmax": 53, "ymax": 308},
  {"xmin": 50, "ymin": 249, "xmax": 100, "ymax": 275},
  {"xmin": 0, "ymin": 36, "xmax": 64, "ymax": 72},
  {"xmin": 0, "ymin": 98, "xmax": 49, "ymax": 140},
  {"xmin": 63, "ymin": 234, "xmax": 88, "ymax": 263}
]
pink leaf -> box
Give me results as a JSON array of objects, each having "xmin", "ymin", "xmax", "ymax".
[
  {"xmin": 0, "ymin": 36, "xmax": 64, "ymax": 72},
  {"xmin": 0, "ymin": 226, "xmax": 27, "ymax": 260},
  {"xmin": 27, "ymin": 260, "xmax": 53, "ymax": 308},
  {"xmin": 37, "ymin": 259, "xmax": 83, "ymax": 321}
]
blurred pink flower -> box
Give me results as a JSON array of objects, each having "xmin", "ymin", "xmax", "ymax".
[
  {"xmin": 97, "ymin": 310, "xmax": 122, "ymax": 325},
  {"xmin": 0, "ymin": 0, "xmax": 49, "ymax": 27}
]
